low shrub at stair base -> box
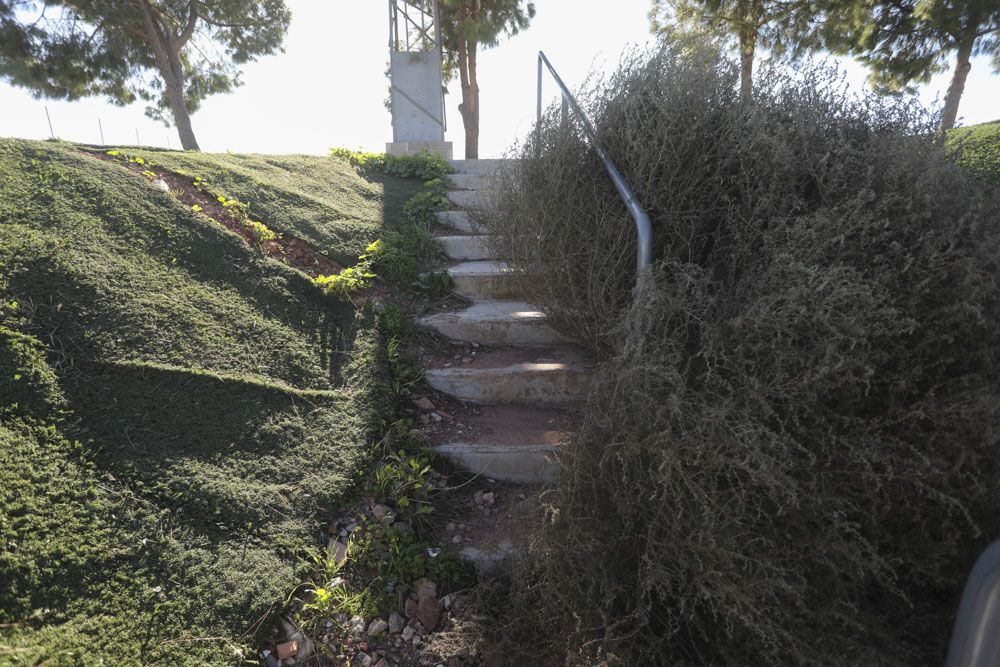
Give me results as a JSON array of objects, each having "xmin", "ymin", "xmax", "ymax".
[{"xmin": 486, "ymin": 42, "xmax": 1000, "ymax": 665}]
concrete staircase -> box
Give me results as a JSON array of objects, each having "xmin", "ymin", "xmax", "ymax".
[{"xmin": 418, "ymin": 159, "xmax": 591, "ymax": 484}]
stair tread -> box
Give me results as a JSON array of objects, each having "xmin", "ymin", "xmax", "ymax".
[
  {"xmin": 434, "ymin": 234, "xmax": 491, "ymax": 241},
  {"xmin": 440, "ymin": 405, "xmax": 574, "ymax": 448},
  {"xmin": 422, "ymin": 300, "xmax": 545, "ymax": 324},
  {"xmin": 435, "ymin": 210, "xmax": 483, "ymax": 233},
  {"xmin": 427, "ymin": 345, "xmax": 590, "ymax": 372},
  {"xmin": 447, "ymin": 260, "xmax": 510, "ymax": 276}
]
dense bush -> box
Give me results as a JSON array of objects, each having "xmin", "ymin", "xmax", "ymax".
[
  {"xmin": 485, "ymin": 42, "xmax": 1000, "ymax": 665},
  {"xmin": 948, "ymin": 120, "xmax": 1000, "ymax": 185}
]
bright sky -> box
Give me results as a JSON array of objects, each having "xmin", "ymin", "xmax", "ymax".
[{"xmin": 1, "ymin": 0, "xmax": 997, "ymax": 157}]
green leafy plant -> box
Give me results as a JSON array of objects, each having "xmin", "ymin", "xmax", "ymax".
[
  {"xmin": 102, "ymin": 149, "xmax": 279, "ymax": 244},
  {"xmin": 293, "ymin": 545, "xmax": 365, "ymax": 632},
  {"xmin": 313, "ymin": 240, "xmax": 384, "ymax": 297},
  {"xmin": 370, "ymin": 449, "xmax": 435, "ymax": 529},
  {"xmin": 329, "ymin": 148, "xmax": 453, "ymax": 181}
]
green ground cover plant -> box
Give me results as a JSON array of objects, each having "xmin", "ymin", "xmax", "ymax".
[
  {"xmin": 948, "ymin": 120, "xmax": 1000, "ymax": 184},
  {"xmin": 323, "ymin": 150, "xmax": 453, "ymax": 296},
  {"xmin": 486, "ymin": 43, "xmax": 1000, "ymax": 665},
  {"xmin": 0, "ymin": 139, "xmax": 425, "ymax": 664},
  {"xmin": 102, "ymin": 146, "xmax": 421, "ymax": 266}
]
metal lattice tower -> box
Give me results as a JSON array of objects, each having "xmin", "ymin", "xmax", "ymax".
[{"xmin": 387, "ymin": 0, "xmax": 451, "ymax": 159}]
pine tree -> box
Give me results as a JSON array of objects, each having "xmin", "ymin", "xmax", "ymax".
[
  {"xmin": 821, "ymin": 0, "xmax": 1000, "ymax": 130},
  {"xmin": 0, "ymin": 0, "xmax": 291, "ymax": 150}
]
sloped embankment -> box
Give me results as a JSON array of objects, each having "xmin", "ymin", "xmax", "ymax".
[{"xmin": 0, "ymin": 139, "xmax": 418, "ymax": 664}]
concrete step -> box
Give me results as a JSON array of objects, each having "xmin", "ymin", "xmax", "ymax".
[
  {"xmin": 449, "ymin": 159, "xmax": 512, "ymax": 176},
  {"xmin": 419, "ymin": 300, "xmax": 562, "ymax": 347},
  {"xmin": 447, "ymin": 189, "xmax": 482, "ymax": 210},
  {"xmin": 437, "ymin": 235, "xmax": 492, "ymax": 261},
  {"xmin": 448, "ymin": 261, "xmax": 519, "ymax": 300},
  {"xmin": 425, "ymin": 346, "xmax": 592, "ymax": 405},
  {"xmin": 433, "ymin": 406, "xmax": 571, "ymax": 483},
  {"xmin": 435, "ymin": 210, "xmax": 484, "ymax": 234},
  {"xmin": 449, "ymin": 173, "xmax": 493, "ymax": 191}
]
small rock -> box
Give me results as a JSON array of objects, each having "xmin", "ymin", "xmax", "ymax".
[
  {"xmin": 415, "ymin": 580, "xmax": 441, "ymax": 631},
  {"xmin": 420, "ymin": 414, "xmax": 432, "ymax": 425},
  {"xmin": 415, "ymin": 578, "xmax": 437, "ymax": 598},
  {"xmin": 349, "ymin": 615, "xmax": 366, "ymax": 636},
  {"xmin": 445, "ymin": 522, "xmax": 457, "ymax": 534},
  {"xmin": 482, "ymin": 491, "xmax": 495, "ymax": 506},
  {"xmin": 442, "ymin": 594, "xmax": 453, "ymax": 611},
  {"xmin": 357, "ymin": 652, "xmax": 373, "ymax": 667},
  {"xmin": 276, "ymin": 640, "xmax": 298, "ymax": 660},
  {"xmin": 404, "ymin": 598, "xmax": 419, "ymax": 618},
  {"xmin": 473, "ymin": 490, "xmax": 484, "ymax": 506},
  {"xmin": 451, "ymin": 534, "xmax": 462, "ymax": 544},
  {"xmin": 411, "ymin": 634, "xmax": 422, "ymax": 647},
  {"xmin": 331, "ymin": 539, "xmax": 348, "ymax": 566},
  {"xmin": 401, "ymin": 625, "xmax": 415, "ymax": 642},
  {"xmin": 153, "ymin": 178, "xmax": 170, "ymax": 192},
  {"xmin": 367, "ymin": 618, "xmax": 388, "ymax": 636},
  {"xmin": 374, "ymin": 660, "xmax": 389, "ymax": 667},
  {"xmin": 388, "ymin": 611, "xmax": 405, "ymax": 633},
  {"xmin": 431, "ymin": 412, "xmax": 443, "ymax": 423},
  {"xmin": 372, "ymin": 504, "xmax": 392, "ymax": 523},
  {"xmin": 412, "ymin": 397, "xmax": 435, "ymax": 411}
]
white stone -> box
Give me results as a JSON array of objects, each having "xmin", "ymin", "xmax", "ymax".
[{"xmin": 367, "ymin": 618, "xmax": 388, "ymax": 636}]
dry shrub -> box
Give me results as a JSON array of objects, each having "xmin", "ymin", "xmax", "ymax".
[{"xmin": 483, "ymin": 40, "xmax": 1000, "ymax": 665}]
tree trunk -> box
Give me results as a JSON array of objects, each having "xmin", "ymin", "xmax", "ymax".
[
  {"xmin": 457, "ymin": 39, "xmax": 479, "ymax": 160},
  {"xmin": 940, "ymin": 36, "xmax": 975, "ymax": 132},
  {"xmin": 162, "ymin": 70, "xmax": 200, "ymax": 150},
  {"xmin": 738, "ymin": 26, "xmax": 756, "ymax": 101},
  {"xmin": 136, "ymin": 0, "xmax": 200, "ymax": 150}
]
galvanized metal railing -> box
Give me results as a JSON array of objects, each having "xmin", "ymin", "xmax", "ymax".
[
  {"xmin": 536, "ymin": 51, "xmax": 653, "ymax": 283},
  {"xmin": 946, "ymin": 539, "xmax": 1000, "ymax": 666}
]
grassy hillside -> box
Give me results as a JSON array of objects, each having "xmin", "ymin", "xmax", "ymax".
[
  {"xmin": 0, "ymin": 139, "xmax": 420, "ymax": 664},
  {"xmin": 105, "ymin": 147, "xmax": 418, "ymax": 266},
  {"xmin": 948, "ymin": 119, "xmax": 1000, "ymax": 184}
]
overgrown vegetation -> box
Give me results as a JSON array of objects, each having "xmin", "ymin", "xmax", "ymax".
[
  {"xmin": 330, "ymin": 148, "xmax": 453, "ymax": 182},
  {"xmin": 322, "ymin": 149, "xmax": 453, "ymax": 296},
  {"xmin": 0, "ymin": 139, "xmax": 425, "ymax": 664},
  {"xmin": 948, "ymin": 119, "xmax": 1000, "ymax": 185},
  {"xmin": 486, "ymin": 43, "xmax": 1000, "ymax": 665}
]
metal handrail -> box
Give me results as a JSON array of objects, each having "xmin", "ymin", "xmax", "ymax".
[
  {"xmin": 536, "ymin": 50, "xmax": 653, "ymax": 283},
  {"xmin": 946, "ymin": 539, "xmax": 1000, "ymax": 666}
]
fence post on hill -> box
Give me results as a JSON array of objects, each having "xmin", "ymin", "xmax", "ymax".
[{"xmin": 44, "ymin": 107, "xmax": 55, "ymax": 139}]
